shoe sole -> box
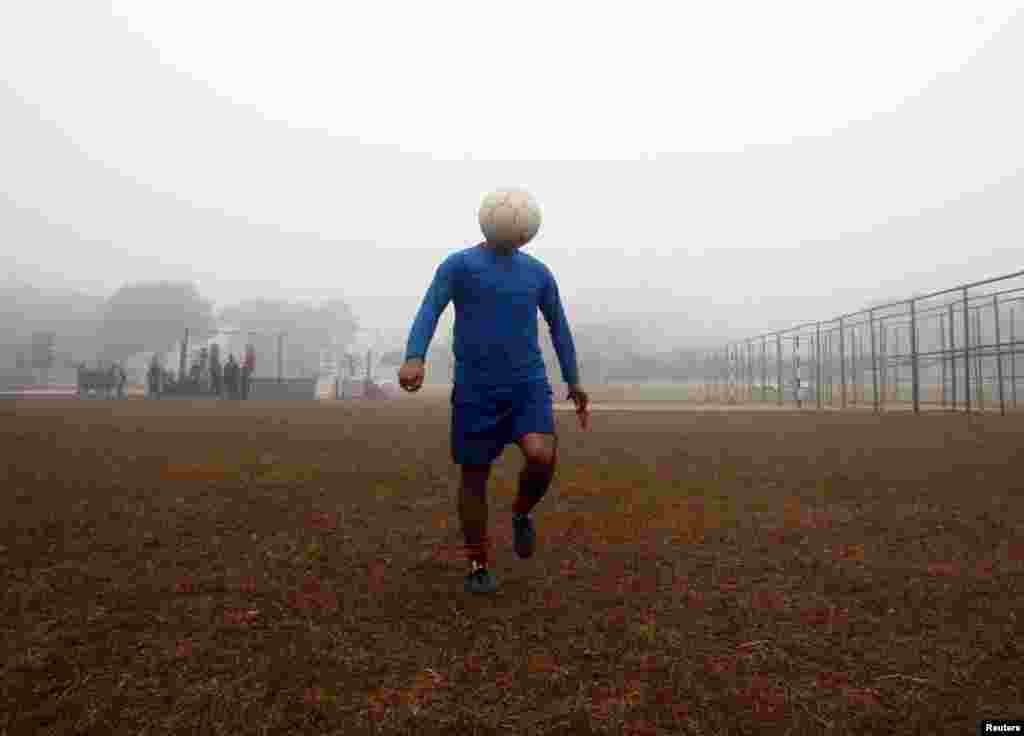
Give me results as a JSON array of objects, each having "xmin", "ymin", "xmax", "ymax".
[{"xmin": 465, "ymin": 581, "xmax": 498, "ymax": 594}]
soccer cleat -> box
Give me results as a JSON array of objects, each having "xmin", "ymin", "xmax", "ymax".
[
  {"xmin": 513, "ymin": 512, "xmax": 536, "ymax": 559},
  {"xmin": 464, "ymin": 563, "xmax": 498, "ymax": 594}
]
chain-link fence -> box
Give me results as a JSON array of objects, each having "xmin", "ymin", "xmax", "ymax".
[{"xmin": 698, "ymin": 268, "xmax": 1024, "ymax": 414}]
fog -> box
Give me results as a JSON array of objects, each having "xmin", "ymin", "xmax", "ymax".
[{"xmin": 2, "ymin": 2, "xmax": 1023, "ymax": 359}]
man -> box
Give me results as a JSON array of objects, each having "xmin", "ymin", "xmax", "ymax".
[
  {"xmin": 224, "ymin": 354, "xmax": 239, "ymax": 400},
  {"xmin": 242, "ymin": 344, "xmax": 255, "ymax": 400},
  {"xmin": 210, "ymin": 344, "xmax": 223, "ymax": 397},
  {"xmin": 399, "ymin": 239, "xmax": 589, "ymax": 594}
]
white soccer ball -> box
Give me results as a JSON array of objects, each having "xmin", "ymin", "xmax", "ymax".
[{"xmin": 478, "ymin": 188, "xmax": 542, "ymax": 248}]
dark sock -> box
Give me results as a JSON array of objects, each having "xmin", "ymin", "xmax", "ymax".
[{"xmin": 513, "ymin": 463, "xmax": 554, "ymax": 515}]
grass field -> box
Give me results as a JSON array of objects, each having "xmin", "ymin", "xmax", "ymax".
[{"xmin": 2, "ymin": 397, "xmax": 1023, "ymax": 735}]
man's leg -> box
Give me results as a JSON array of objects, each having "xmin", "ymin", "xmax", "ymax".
[
  {"xmin": 513, "ymin": 433, "xmax": 558, "ymax": 515},
  {"xmin": 459, "ymin": 463, "xmax": 492, "ymax": 568}
]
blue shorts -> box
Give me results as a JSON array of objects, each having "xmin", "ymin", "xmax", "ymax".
[{"xmin": 450, "ymin": 380, "xmax": 556, "ymax": 466}]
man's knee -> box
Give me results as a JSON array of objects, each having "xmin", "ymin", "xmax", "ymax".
[{"xmin": 520, "ymin": 433, "xmax": 557, "ymax": 468}]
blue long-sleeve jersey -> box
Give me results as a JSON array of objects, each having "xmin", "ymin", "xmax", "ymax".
[{"xmin": 405, "ymin": 244, "xmax": 580, "ymax": 388}]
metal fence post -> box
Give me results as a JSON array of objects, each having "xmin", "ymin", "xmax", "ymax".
[
  {"xmin": 761, "ymin": 337, "xmax": 767, "ymax": 402},
  {"xmin": 949, "ymin": 304, "xmax": 957, "ymax": 411},
  {"xmin": 750, "ymin": 341, "xmax": 756, "ymax": 401},
  {"xmin": 940, "ymin": 312, "xmax": 947, "ymax": 408},
  {"xmin": 976, "ymin": 309, "xmax": 984, "ymax": 409},
  {"xmin": 815, "ymin": 322, "xmax": 822, "ymax": 410},
  {"xmin": 892, "ymin": 327, "xmax": 900, "ymax": 404},
  {"xmin": 1012, "ymin": 306, "xmax": 1018, "ymax": 409},
  {"xmin": 963, "ymin": 289, "xmax": 971, "ymax": 414},
  {"xmin": 840, "ymin": 317, "xmax": 847, "ymax": 409},
  {"xmin": 879, "ymin": 319, "xmax": 887, "ymax": 409},
  {"xmin": 825, "ymin": 331, "xmax": 831, "ymax": 405},
  {"xmin": 994, "ymin": 294, "xmax": 1005, "ymax": 416},
  {"xmin": 870, "ymin": 310, "xmax": 879, "ymax": 412},
  {"xmin": 910, "ymin": 300, "xmax": 920, "ymax": 415},
  {"xmin": 850, "ymin": 326, "xmax": 856, "ymax": 405},
  {"xmin": 776, "ymin": 334, "xmax": 783, "ymax": 406},
  {"xmin": 794, "ymin": 335, "xmax": 801, "ymax": 409}
]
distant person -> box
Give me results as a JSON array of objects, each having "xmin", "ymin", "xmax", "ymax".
[
  {"xmin": 116, "ymin": 363, "xmax": 127, "ymax": 399},
  {"xmin": 209, "ymin": 344, "xmax": 223, "ymax": 397},
  {"xmin": 241, "ymin": 344, "xmax": 255, "ymax": 400},
  {"xmin": 224, "ymin": 354, "xmax": 240, "ymax": 399},
  {"xmin": 147, "ymin": 356, "xmax": 160, "ymax": 398}
]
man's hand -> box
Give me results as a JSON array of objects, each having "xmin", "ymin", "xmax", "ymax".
[
  {"xmin": 567, "ymin": 384, "xmax": 590, "ymax": 430},
  {"xmin": 398, "ymin": 358, "xmax": 425, "ymax": 392}
]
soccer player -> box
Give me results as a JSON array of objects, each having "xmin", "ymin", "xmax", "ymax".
[{"xmin": 399, "ymin": 238, "xmax": 590, "ymax": 594}]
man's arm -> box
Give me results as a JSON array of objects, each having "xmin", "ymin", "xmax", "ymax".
[
  {"xmin": 405, "ymin": 255, "xmax": 458, "ymax": 362},
  {"xmin": 538, "ymin": 267, "xmax": 580, "ymax": 388}
]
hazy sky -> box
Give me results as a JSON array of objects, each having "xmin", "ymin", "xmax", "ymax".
[{"xmin": 2, "ymin": 1, "xmax": 1023, "ymax": 346}]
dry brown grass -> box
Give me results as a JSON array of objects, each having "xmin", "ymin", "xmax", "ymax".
[{"xmin": 2, "ymin": 397, "xmax": 1023, "ymax": 734}]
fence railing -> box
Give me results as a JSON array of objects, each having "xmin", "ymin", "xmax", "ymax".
[{"xmin": 698, "ymin": 268, "xmax": 1024, "ymax": 414}]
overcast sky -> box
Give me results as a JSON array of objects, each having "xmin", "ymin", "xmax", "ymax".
[{"xmin": 2, "ymin": 1, "xmax": 1023, "ymax": 347}]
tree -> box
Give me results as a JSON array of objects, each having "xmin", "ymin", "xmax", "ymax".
[
  {"xmin": 98, "ymin": 281, "xmax": 215, "ymax": 362},
  {"xmin": 217, "ymin": 297, "xmax": 359, "ymax": 379}
]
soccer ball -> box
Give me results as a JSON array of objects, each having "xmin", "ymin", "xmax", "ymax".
[{"xmin": 478, "ymin": 188, "xmax": 542, "ymax": 248}]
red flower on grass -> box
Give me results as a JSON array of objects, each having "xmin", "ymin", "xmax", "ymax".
[
  {"xmin": 223, "ymin": 607, "xmax": 259, "ymax": 625},
  {"xmin": 430, "ymin": 543, "xmax": 462, "ymax": 564},
  {"xmin": 634, "ymin": 654, "xmax": 658, "ymax": 673},
  {"xmin": 588, "ymin": 700, "xmax": 613, "ymax": 722},
  {"xmin": 494, "ymin": 671, "xmax": 514, "ymax": 689},
  {"xmin": 926, "ymin": 561, "xmax": 961, "ymax": 577},
  {"xmin": 800, "ymin": 605, "xmax": 849, "ymax": 626},
  {"xmin": 751, "ymin": 590, "xmax": 785, "ymax": 610},
  {"xmin": 844, "ymin": 687, "xmax": 881, "ymax": 706},
  {"xmin": 367, "ymin": 701, "xmax": 386, "ymax": 723},
  {"xmin": 559, "ymin": 558, "xmax": 578, "ymax": 577},
  {"xmin": 174, "ymin": 639, "xmax": 194, "ymax": 658},
  {"xmin": 590, "ymin": 684, "xmax": 615, "ymax": 702},
  {"xmin": 671, "ymin": 703, "xmax": 690, "ymax": 720},
  {"xmin": 631, "ymin": 575, "xmax": 657, "ymax": 594},
  {"xmin": 542, "ymin": 589, "xmax": 562, "ymax": 609},
  {"xmin": 463, "ymin": 654, "xmax": 482, "ymax": 674},
  {"xmin": 307, "ymin": 511, "xmax": 337, "ymax": 530},
  {"xmin": 816, "ymin": 671, "xmax": 850, "ymax": 689},
  {"xmin": 236, "ymin": 576, "xmax": 257, "ymax": 594},
  {"xmin": 623, "ymin": 719, "xmax": 656, "ymax": 736},
  {"xmin": 173, "ymin": 576, "xmax": 197, "ymax": 594},
  {"xmin": 604, "ymin": 606, "xmax": 628, "ymax": 628},
  {"xmin": 705, "ymin": 654, "xmax": 738, "ymax": 675},
  {"xmin": 736, "ymin": 674, "xmax": 786, "ymax": 720},
  {"xmin": 719, "ymin": 576, "xmax": 739, "ymax": 594},
  {"xmin": 653, "ymin": 686, "xmax": 675, "ymax": 705},
  {"xmin": 288, "ymin": 576, "xmax": 339, "ymax": 612},
  {"xmin": 801, "ymin": 510, "xmax": 833, "ymax": 529},
  {"xmin": 974, "ymin": 559, "xmax": 995, "ymax": 578},
  {"xmin": 766, "ymin": 528, "xmax": 786, "ymax": 545},
  {"xmin": 686, "ymin": 589, "xmax": 706, "ymax": 608},
  {"xmin": 833, "ymin": 544, "xmax": 866, "ymax": 561},
  {"xmin": 367, "ymin": 559, "xmax": 387, "ymax": 592},
  {"xmin": 1009, "ymin": 543, "xmax": 1024, "ymax": 562},
  {"xmin": 752, "ymin": 696, "xmax": 786, "ymax": 721}
]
